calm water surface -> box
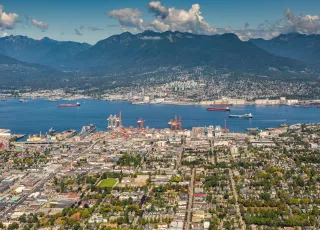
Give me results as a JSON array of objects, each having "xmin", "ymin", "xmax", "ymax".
[{"xmin": 0, "ymin": 98, "xmax": 319, "ymax": 135}]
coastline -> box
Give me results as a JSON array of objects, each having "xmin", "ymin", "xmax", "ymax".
[{"xmin": 3, "ymin": 95, "xmax": 320, "ymax": 107}]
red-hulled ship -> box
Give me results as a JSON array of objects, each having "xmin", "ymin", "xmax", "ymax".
[
  {"xmin": 207, "ymin": 107, "xmax": 230, "ymax": 112},
  {"xmin": 58, "ymin": 102, "xmax": 80, "ymax": 107}
]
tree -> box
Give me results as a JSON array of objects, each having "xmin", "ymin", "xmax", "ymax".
[
  {"xmin": 261, "ymin": 192, "xmax": 271, "ymax": 202},
  {"xmin": 19, "ymin": 214, "xmax": 27, "ymax": 223},
  {"xmin": 53, "ymin": 176, "xmax": 58, "ymax": 185},
  {"xmin": 8, "ymin": 222, "xmax": 19, "ymax": 229}
]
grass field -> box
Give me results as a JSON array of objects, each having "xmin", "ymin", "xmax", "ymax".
[{"xmin": 98, "ymin": 178, "xmax": 118, "ymax": 188}]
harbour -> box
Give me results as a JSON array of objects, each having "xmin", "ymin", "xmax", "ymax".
[{"xmin": 0, "ymin": 98, "xmax": 319, "ymax": 137}]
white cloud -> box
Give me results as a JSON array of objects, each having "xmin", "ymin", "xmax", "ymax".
[
  {"xmin": 108, "ymin": 2, "xmax": 216, "ymax": 35},
  {"xmin": 148, "ymin": 1, "xmax": 168, "ymax": 19},
  {"xmin": 149, "ymin": 19, "xmax": 170, "ymax": 32},
  {"xmin": 107, "ymin": 3, "xmax": 320, "ymax": 40},
  {"xmin": 156, "ymin": 3, "xmax": 217, "ymax": 34},
  {"xmin": 216, "ymin": 9, "xmax": 320, "ymax": 41},
  {"xmin": 31, "ymin": 18, "xmax": 49, "ymax": 32},
  {"xmin": 280, "ymin": 9, "xmax": 320, "ymax": 34},
  {"xmin": 0, "ymin": 5, "xmax": 19, "ymax": 30},
  {"xmin": 0, "ymin": 32, "xmax": 8, "ymax": 37},
  {"xmin": 108, "ymin": 8, "xmax": 144, "ymax": 31}
]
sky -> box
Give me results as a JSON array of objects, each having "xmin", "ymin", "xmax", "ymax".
[{"xmin": 0, "ymin": 0, "xmax": 320, "ymax": 44}]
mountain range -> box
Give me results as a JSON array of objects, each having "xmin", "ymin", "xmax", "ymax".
[
  {"xmin": 0, "ymin": 35, "xmax": 91, "ymax": 68},
  {"xmin": 0, "ymin": 31, "xmax": 319, "ymax": 89},
  {"xmin": 70, "ymin": 30, "xmax": 305, "ymax": 72},
  {"xmin": 250, "ymin": 33, "xmax": 320, "ymax": 65}
]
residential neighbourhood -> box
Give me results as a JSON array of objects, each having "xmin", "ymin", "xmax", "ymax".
[{"xmin": 0, "ymin": 123, "xmax": 319, "ymax": 229}]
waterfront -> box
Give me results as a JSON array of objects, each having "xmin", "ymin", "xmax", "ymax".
[{"xmin": 0, "ymin": 98, "xmax": 319, "ymax": 135}]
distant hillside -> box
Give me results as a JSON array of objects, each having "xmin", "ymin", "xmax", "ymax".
[
  {"xmin": 0, "ymin": 31, "xmax": 319, "ymax": 92},
  {"xmin": 0, "ymin": 35, "xmax": 91, "ymax": 68},
  {"xmin": 0, "ymin": 53, "xmax": 65, "ymax": 89},
  {"xmin": 71, "ymin": 30, "xmax": 306, "ymax": 72},
  {"xmin": 250, "ymin": 33, "xmax": 320, "ymax": 65}
]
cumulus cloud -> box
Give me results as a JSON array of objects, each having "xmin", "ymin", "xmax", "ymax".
[
  {"xmin": 74, "ymin": 29, "xmax": 83, "ymax": 36},
  {"xmin": 0, "ymin": 5, "xmax": 19, "ymax": 29},
  {"xmin": 217, "ymin": 9, "xmax": 320, "ymax": 41},
  {"xmin": 280, "ymin": 9, "xmax": 320, "ymax": 34},
  {"xmin": 151, "ymin": 3, "xmax": 216, "ymax": 34},
  {"xmin": 107, "ymin": 2, "xmax": 216, "ymax": 35},
  {"xmin": 107, "ymin": 8, "xmax": 144, "ymax": 31},
  {"xmin": 31, "ymin": 18, "xmax": 49, "ymax": 32},
  {"xmin": 148, "ymin": 1, "xmax": 168, "ymax": 19},
  {"xmin": 107, "ymin": 3, "xmax": 320, "ymax": 40}
]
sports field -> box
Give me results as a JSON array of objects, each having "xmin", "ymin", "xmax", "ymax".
[{"xmin": 98, "ymin": 178, "xmax": 118, "ymax": 188}]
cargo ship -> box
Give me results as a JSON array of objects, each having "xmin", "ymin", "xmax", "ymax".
[
  {"xmin": 58, "ymin": 102, "xmax": 80, "ymax": 107},
  {"xmin": 207, "ymin": 107, "xmax": 230, "ymax": 112},
  {"xmin": 229, "ymin": 113, "xmax": 253, "ymax": 118}
]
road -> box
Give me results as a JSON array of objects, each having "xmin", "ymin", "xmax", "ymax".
[
  {"xmin": 175, "ymin": 147, "xmax": 184, "ymax": 170},
  {"xmin": 229, "ymin": 169, "xmax": 246, "ymax": 230},
  {"xmin": 184, "ymin": 168, "xmax": 195, "ymax": 230},
  {"xmin": 209, "ymin": 140, "xmax": 215, "ymax": 165}
]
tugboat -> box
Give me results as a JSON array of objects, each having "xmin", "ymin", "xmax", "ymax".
[
  {"xmin": 207, "ymin": 107, "xmax": 230, "ymax": 112},
  {"xmin": 246, "ymin": 127, "xmax": 259, "ymax": 131},
  {"xmin": 58, "ymin": 102, "xmax": 80, "ymax": 107},
  {"xmin": 229, "ymin": 113, "xmax": 253, "ymax": 118}
]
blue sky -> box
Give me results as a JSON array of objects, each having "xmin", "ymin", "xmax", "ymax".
[{"xmin": 1, "ymin": 0, "xmax": 320, "ymax": 44}]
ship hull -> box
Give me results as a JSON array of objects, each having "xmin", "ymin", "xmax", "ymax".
[
  {"xmin": 229, "ymin": 114, "xmax": 253, "ymax": 118},
  {"xmin": 207, "ymin": 108, "xmax": 230, "ymax": 112},
  {"xmin": 58, "ymin": 104, "xmax": 80, "ymax": 107}
]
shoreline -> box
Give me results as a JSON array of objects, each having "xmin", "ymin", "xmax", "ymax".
[
  {"xmin": 3, "ymin": 96, "xmax": 320, "ymax": 107},
  {"xmin": 2, "ymin": 95, "xmax": 320, "ymax": 107}
]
